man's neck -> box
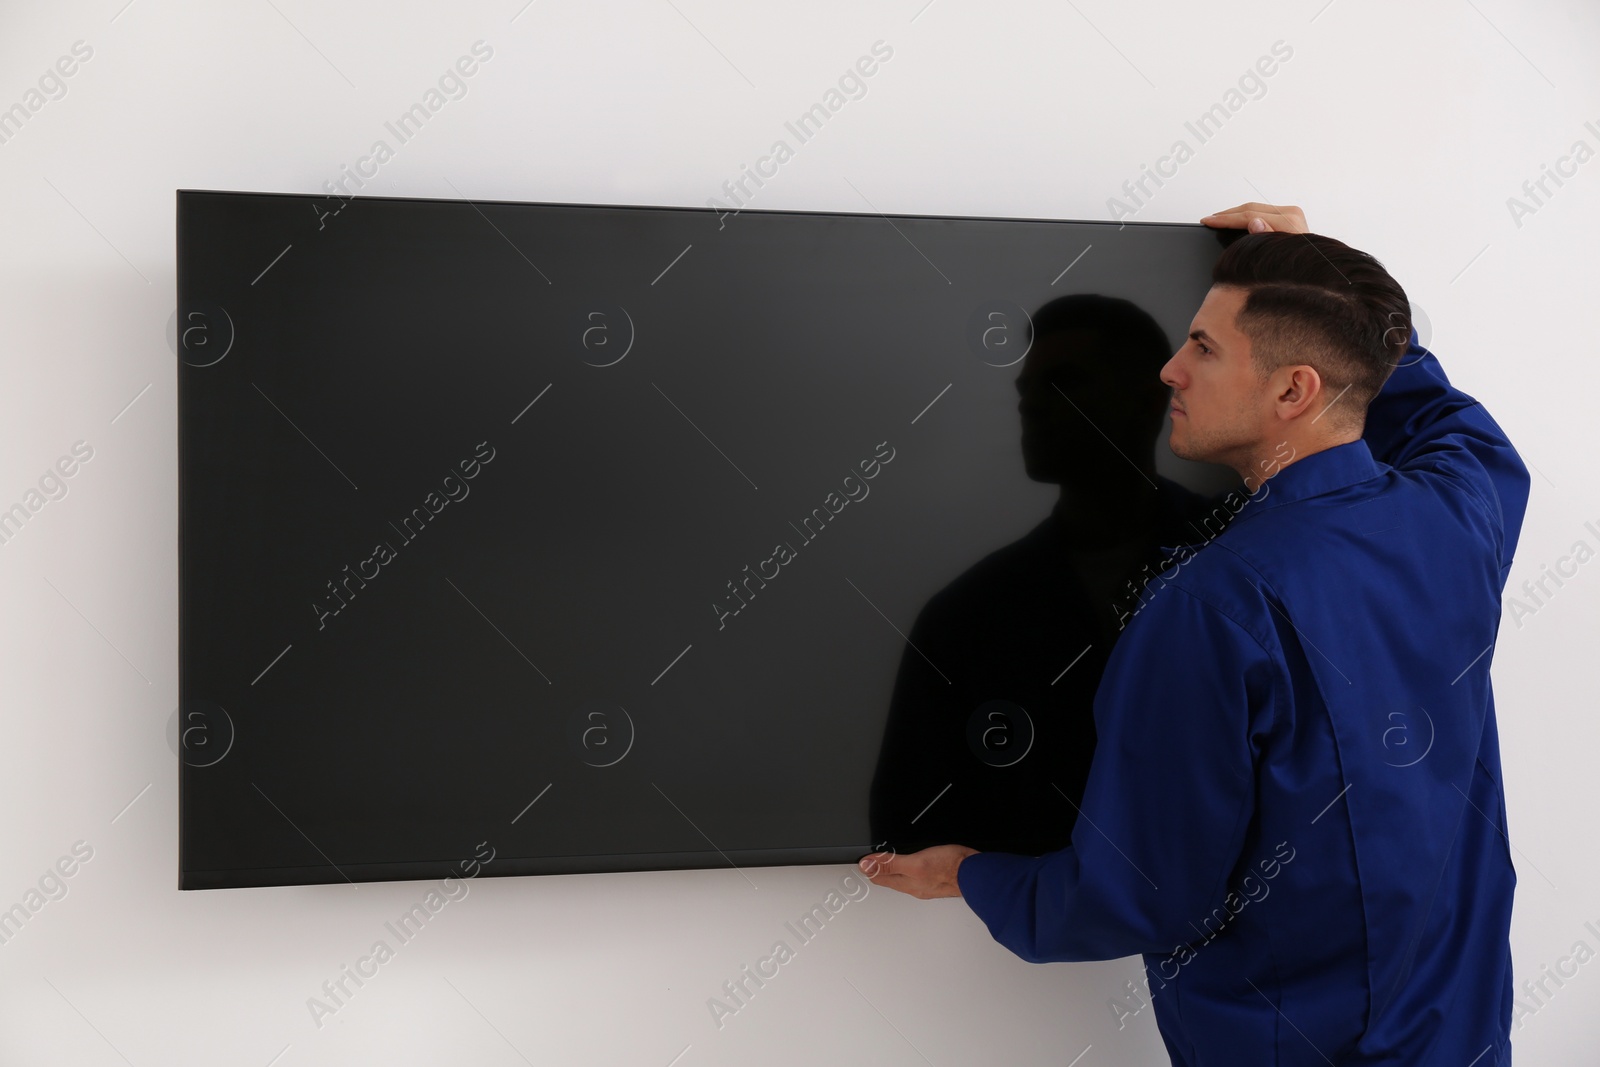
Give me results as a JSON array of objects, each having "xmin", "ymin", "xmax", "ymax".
[{"xmin": 1235, "ymin": 427, "xmax": 1362, "ymax": 485}]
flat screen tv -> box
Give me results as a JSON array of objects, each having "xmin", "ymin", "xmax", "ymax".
[{"xmin": 176, "ymin": 189, "xmax": 1241, "ymax": 890}]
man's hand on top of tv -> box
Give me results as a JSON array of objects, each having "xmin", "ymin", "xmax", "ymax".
[{"xmin": 1201, "ymin": 202, "xmax": 1309, "ymax": 234}]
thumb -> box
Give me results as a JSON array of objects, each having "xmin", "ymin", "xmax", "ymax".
[{"xmin": 1248, "ymin": 217, "xmax": 1271, "ymax": 233}]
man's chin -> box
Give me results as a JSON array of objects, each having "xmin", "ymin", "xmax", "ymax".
[{"xmin": 1169, "ymin": 438, "xmax": 1216, "ymax": 466}]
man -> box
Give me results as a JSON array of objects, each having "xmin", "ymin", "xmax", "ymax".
[{"xmin": 859, "ymin": 203, "xmax": 1529, "ymax": 1065}]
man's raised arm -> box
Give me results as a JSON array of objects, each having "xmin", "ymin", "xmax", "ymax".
[{"xmin": 1361, "ymin": 327, "xmax": 1531, "ymax": 582}]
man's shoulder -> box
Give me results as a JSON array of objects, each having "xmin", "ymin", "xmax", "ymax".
[
  {"xmin": 1139, "ymin": 475, "xmax": 1387, "ymax": 625},
  {"xmin": 1122, "ymin": 528, "xmax": 1281, "ymax": 652},
  {"xmin": 1152, "ymin": 462, "xmax": 1499, "ymax": 644}
]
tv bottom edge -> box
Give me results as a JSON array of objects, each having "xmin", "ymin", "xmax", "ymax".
[{"xmin": 179, "ymin": 844, "xmax": 876, "ymax": 890}]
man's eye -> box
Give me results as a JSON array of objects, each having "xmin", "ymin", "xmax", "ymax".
[{"xmin": 1196, "ymin": 342, "xmax": 1212, "ymax": 355}]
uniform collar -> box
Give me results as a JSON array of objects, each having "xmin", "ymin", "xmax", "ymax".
[{"xmin": 1232, "ymin": 437, "xmax": 1381, "ymax": 522}]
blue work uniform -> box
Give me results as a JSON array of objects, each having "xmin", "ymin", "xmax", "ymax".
[{"xmin": 956, "ymin": 329, "xmax": 1530, "ymax": 1065}]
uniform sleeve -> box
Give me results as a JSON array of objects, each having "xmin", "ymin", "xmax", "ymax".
[
  {"xmin": 1362, "ymin": 328, "xmax": 1531, "ymax": 579},
  {"xmin": 956, "ymin": 584, "xmax": 1275, "ymax": 963}
]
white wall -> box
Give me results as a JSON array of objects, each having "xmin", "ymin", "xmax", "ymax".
[{"xmin": 2, "ymin": 0, "xmax": 1597, "ymax": 1063}]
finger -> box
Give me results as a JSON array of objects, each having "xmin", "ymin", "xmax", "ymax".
[
  {"xmin": 1202, "ymin": 209, "xmax": 1284, "ymax": 229},
  {"xmin": 1200, "ymin": 203, "xmax": 1305, "ymax": 231},
  {"xmin": 1202, "ymin": 212, "xmax": 1295, "ymax": 233},
  {"xmin": 858, "ymin": 852, "xmax": 897, "ymax": 876},
  {"xmin": 865, "ymin": 855, "xmax": 926, "ymax": 881},
  {"xmin": 1203, "ymin": 201, "xmax": 1298, "ymax": 220},
  {"xmin": 859, "ymin": 856, "xmax": 905, "ymax": 882},
  {"xmin": 1203, "ymin": 201, "xmax": 1275, "ymax": 218},
  {"xmin": 866, "ymin": 870, "xmax": 920, "ymax": 894},
  {"xmin": 1199, "ymin": 211, "xmax": 1265, "ymax": 230}
]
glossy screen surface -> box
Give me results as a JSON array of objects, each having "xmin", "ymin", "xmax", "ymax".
[{"xmin": 177, "ymin": 190, "xmax": 1240, "ymax": 889}]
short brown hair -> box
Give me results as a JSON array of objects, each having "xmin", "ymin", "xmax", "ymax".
[{"xmin": 1210, "ymin": 231, "xmax": 1411, "ymax": 427}]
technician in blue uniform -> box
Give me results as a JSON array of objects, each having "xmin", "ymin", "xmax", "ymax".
[{"xmin": 860, "ymin": 203, "xmax": 1529, "ymax": 1066}]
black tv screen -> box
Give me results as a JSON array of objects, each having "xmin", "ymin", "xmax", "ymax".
[{"xmin": 176, "ymin": 189, "xmax": 1237, "ymax": 890}]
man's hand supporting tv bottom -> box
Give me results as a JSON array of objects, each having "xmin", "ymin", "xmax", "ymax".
[{"xmin": 859, "ymin": 844, "xmax": 980, "ymax": 899}]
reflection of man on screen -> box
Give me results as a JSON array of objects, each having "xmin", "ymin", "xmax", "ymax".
[{"xmin": 868, "ymin": 295, "xmax": 1221, "ymax": 856}]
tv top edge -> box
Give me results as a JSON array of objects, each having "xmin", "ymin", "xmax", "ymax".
[{"xmin": 173, "ymin": 187, "xmax": 1220, "ymax": 232}]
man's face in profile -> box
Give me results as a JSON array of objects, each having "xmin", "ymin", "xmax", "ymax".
[{"xmin": 1161, "ymin": 285, "xmax": 1263, "ymax": 469}]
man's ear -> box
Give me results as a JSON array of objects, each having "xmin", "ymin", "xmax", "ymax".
[{"xmin": 1276, "ymin": 365, "xmax": 1323, "ymax": 418}]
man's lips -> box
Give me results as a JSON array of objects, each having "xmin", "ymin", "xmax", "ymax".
[{"xmin": 1170, "ymin": 403, "xmax": 1185, "ymax": 416}]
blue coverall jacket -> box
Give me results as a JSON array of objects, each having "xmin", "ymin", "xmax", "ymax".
[{"xmin": 957, "ymin": 329, "xmax": 1530, "ymax": 1065}]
